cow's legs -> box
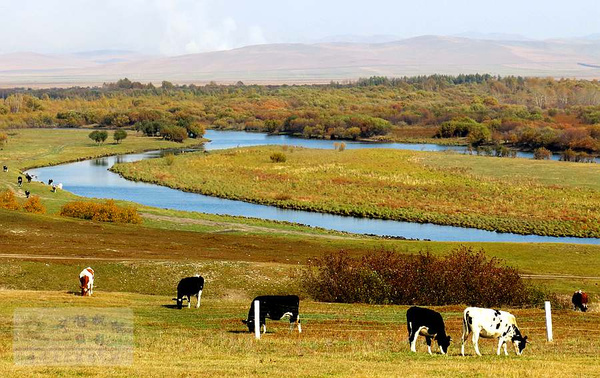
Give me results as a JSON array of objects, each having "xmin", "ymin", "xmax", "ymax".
[
  {"xmin": 261, "ymin": 323, "xmax": 266, "ymax": 334},
  {"xmin": 461, "ymin": 330, "xmax": 470, "ymax": 356},
  {"xmin": 196, "ymin": 290, "xmax": 202, "ymax": 308},
  {"xmin": 297, "ymin": 315, "xmax": 302, "ymax": 333},
  {"xmin": 425, "ymin": 336, "xmax": 433, "ymax": 355},
  {"xmin": 503, "ymin": 341, "xmax": 508, "ymax": 356},
  {"xmin": 496, "ymin": 338, "xmax": 504, "ymax": 355},
  {"xmin": 187, "ymin": 295, "xmax": 191, "ymax": 308},
  {"xmin": 472, "ymin": 333, "xmax": 482, "ymax": 357},
  {"xmin": 411, "ymin": 326, "xmax": 426, "ymax": 353}
]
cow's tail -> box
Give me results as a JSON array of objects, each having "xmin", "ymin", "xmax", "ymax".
[{"xmin": 462, "ymin": 310, "xmax": 469, "ymax": 339}]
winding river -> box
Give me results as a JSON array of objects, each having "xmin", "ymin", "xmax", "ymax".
[{"xmin": 28, "ymin": 130, "xmax": 600, "ymax": 244}]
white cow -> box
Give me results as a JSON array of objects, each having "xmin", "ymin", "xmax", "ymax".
[
  {"xmin": 79, "ymin": 267, "xmax": 95, "ymax": 296},
  {"xmin": 461, "ymin": 307, "xmax": 528, "ymax": 356}
]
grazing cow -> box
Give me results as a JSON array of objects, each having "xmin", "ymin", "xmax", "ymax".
[
  {"xmin": 48, "ymin": 179, "xmax": 53, "ymax": 186},
  {"xmin": 25, "ymin": 173, "xmax": 32, "ymax": 183},
  {"xmin": 17, "ymin": 176, "xmax": 22, "ymax": 187},
  {"xmin": 176, "ymin": 275, "xmax": 204, "ymax": 309},
  {"xmin": 25, "ymin": 190, "xmax": 30, "ymax": 198},
  {"xmin": 79, "ymin": 267, "xmax": 95, "ymax": 296},
  {"xmin": 461, "ymin": 307, "xmax": 528, "ymax": 356},
  {"xmin": 406, "ymin": 306, "xmax": 452, "ymax": 355},
  {"xmin": 3, "ymin": 165, "xmax": 7, "ymax": 172},
  {"xmin": 242, "ymin": 295, "xmax": 301, "ymax": 334},
  {"xmin": 572, "ymin": 290, "xmax": 589, "ymax": 312}
]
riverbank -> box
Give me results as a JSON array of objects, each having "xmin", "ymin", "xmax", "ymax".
[{"xmin": 111, "ymin": 145, "xmax": 600, "ymax": 238}]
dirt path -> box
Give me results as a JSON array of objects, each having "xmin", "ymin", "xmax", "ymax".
[{"xmin": 142, "ymin": 213, "xmax": 360, "ymax": 240}]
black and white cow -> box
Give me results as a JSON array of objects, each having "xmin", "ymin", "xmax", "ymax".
[
  {"xmin": 3, "ymin": 166, "xmax": 7, "ymax": 172},
  {"xmin": 242, "ymin": 295, "xmax": 301, "ymax": 334},
  {"xmin": 25, "ymin": 190, "xmax": 30, "ymax": 198},
  {"xmin": 572, "ymin": 290, "xmax": 589, "ymax": 312},
  {"xmin": 406, "ymin": 306, "xmax": 452, "ymax": 355},
  {"xmin": 176, "ymin": 275, "xmax": 204, "ymax": 309},
  {"xmin": 25, "ymin": 173, "xmax": 32, "ymax": 183},
  {"xmin": 461, "ymin": 307, "xmax": 528, "ymax": 356},
  {"xmin": 17, "ymin": 176, "xmax": 22, "ymax": 187},
  {"xmin": 48, "ymin": 179, "xmax": 53, "ymax": 186}
]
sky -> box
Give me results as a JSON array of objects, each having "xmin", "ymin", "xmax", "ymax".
[{"xmin": 0, "ymin": 0, "xmax": 599, "ymax": 55}]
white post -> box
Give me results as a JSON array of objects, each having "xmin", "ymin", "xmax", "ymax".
[
  {"xmin": 544, "ymin": 301, "xmax": 553, "ymax": 342},
  {"xmin": 254, "ymin": 300, "xmax": 260, "ymax": 340}
]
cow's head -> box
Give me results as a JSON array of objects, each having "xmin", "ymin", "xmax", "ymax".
[
  {"xmin": 436, "ymin": 335, "xmax": 451, "ymax": 354},
  {"xmin": 581, "ymin": 303, "xmax": 589, "ymax": 312},
  {"xmin": 80, "ymin": 276, "xmax": 90, "ymax": 296},
  {"xmin": 512, "ymin": 334, "xmax": 528, "ymax": 355},
  {"xmin": 241, "ymin": 319, "xmax": 254, "ymax": 332},
  {"xmin": 176, "ymin": 297, "xmax": 183, "ymax": 309}
]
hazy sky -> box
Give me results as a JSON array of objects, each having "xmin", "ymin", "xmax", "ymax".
[{"xmin": 1, "ymin": 0, "xmax": 599, "ymax": 55}]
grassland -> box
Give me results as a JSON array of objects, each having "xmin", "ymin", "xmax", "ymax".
[
  {"xmin": 111, "ymin": 146, "xmax": 600, "ymax": 238},
  {"xmin": 2, "ymin": 128, "xmax": 600, "ymax": 376}
]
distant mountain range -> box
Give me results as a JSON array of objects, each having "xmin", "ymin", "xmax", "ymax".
[{"xmin": 1, "ymin": 35, "xmax": 599, "ymax": 87}]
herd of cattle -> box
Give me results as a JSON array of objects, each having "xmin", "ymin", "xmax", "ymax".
[
  {"xmin": 77, "ymin": 267, "xmax": 591, "ymax": 356},
  {"xmin": 2, "ymin": 166, "xmax": 62, "ymax": 194}
]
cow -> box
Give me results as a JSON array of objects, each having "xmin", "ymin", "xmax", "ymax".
[
  {"xmin": 242, "ymin": 295, "xmax": 301, "ymax": 334},
  {"xmin": 572, "ymin": 290, "xmax": 589, "ymax": 312},
  {"xmin": 406, "ymin": 306, "xmax": 452, "ymax": 355},
  {"xmin": 17, "ymin": 176, "xmax": 22, "ymax": 187},
  {"xmin": 48, "ymin": 179, "xmax": 53, "ymax": 186},
  {"xmin": 25, "ymin": 173, "xmax": 32, "ymax": 183},
  {"xmin": 79, "ymin": 267, "xmax": 95, "ymax": 296},
  {"xmin": 25, "ymin": 190, "xmax": 30, "ymax": 198},
  {"xmin": 461, "ymin": 307, "xmax": 528, "ymax": 356},
  {"xmin": 175, "ymin": 275, "xmax": 204, "ymax": 309},
  {"xmin": 3, "ymin": 165, "xmax": 7, "ymax": 172}
]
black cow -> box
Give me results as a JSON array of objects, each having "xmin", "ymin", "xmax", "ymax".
[
  {"xmin": 25, "ymin": 173, "xmax": 32, "ymax": 183},
  {"xmin": 406, "ymin": 306, "xmax": 451, "ymax": 355},
  {"xmin": 2, "ymin": 166, "xmax": 7, "ymax": 172},
  {"xmin": 25, "ymin": 190, "xmax": 30, "ymax": 198},
  {"xmin": 17, "ymin": 176, "xmax": 22, "ymax": 187},
  {"xmin": 572, "ymin": 290, "xmax": 589, "ymax": 312},
  {"xmin": 176, "ymin": 275, "xmax": 204, "ymax": 309},
  {"xmin": 242, "ymin": 295, "xmax": 301, "ymax": 334}
]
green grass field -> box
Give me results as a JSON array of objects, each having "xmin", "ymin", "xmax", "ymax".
[
  {"xmin": 1, "ymin": 128, "xmax": 600, "ymax": 376},
  {"xmin": 111, "ymin": 146, "xmax": 600, "ymax": 238}
]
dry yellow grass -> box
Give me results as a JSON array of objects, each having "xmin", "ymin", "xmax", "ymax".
[{"xmin": 0, "ymin": 290, "xmax": 598, "ymax": 377}]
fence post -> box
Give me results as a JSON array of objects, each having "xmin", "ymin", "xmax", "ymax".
[
  {"xmin": 254, "ymin": 300, "xmax": 260, "ymax": 340},
  {"xmin": 544, "ymin": 301, "xmax": 553, "ymax": 342}
]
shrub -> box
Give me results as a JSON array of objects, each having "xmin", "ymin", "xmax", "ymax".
[
  {"xmin": 89, "ymin": 130, "xmax": 108, "ymax": 144},
  {"xmin": 0, "ymin": 190, "xmax": 20, "ymax": 210},
  {"xmin": 164, "ymin": 153, "xmax": 175, "ymax": 166},
  {"xmin": 302, "ymin": 246, "xmax": 545, "ymax": 307},
  {"xmin": 338, "ymin": 142, "xmax": 346, "ymax": 152},
  {"xmin": 23, "ymin": 195, "xmax": 45, "ymax": 214},
  {"xmin": 270, "ymin": 152, "xmax": 287, "ymax": 163},
  {"xmin": 113, "ymin": 129, "xmax": 128, "ymax": 143},
  {"xmin": 0, "ymin": 132, "xmax": 7, "ymax": 147},
  {"xmin": 533, "ymin": 147, "xmax": 552, "ymax": 160},
  {"xmin": 60, "ymin": 200, "xmax": 142, "ymax": 224}
]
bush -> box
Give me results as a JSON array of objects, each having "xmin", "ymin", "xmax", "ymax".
[
  {"xmin": 23, "ymin": 195, "xmax": 45, "ymax": 214},
  {"xmin": 302, "ymin": 246, "xmax": 545, "ymax": 307},
  {"xmin": 270, "ymin": 152, "xmax": 287, "ymax": 163},
  {"xmin": 164, "ymin": 153, "xmax": 175, "ymax": 166},
  {"xmin": 60, "ymin": 200, "xmax": 142, "ymax": 224},
  {"xmin": 0, "ymin": 190, "xmax": 20, "ymax": 210},
  {"xmin": 533, "ymin": 147, "xmax": 552, "ymax": 160},
  {"xmin": 89, "ymin": 130, "xmax": 108, "ymax": 144},
  {"xmin": 160, "ymin": 125, "xmax": 188, "ymax": 143},
  {"xmin": 113, "ymin": 129, "xmax": 128, "ymax": 143}
]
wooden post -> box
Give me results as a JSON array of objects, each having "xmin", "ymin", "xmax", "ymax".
[
  {"xmin": 254, "ymin": 300, "xmax": 260, "ymax": 340},
  {"xmin": 545, "ymin": 301, "xmax": 553, "ymax": 342}
]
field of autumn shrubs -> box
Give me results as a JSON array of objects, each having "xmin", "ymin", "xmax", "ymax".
[
  {"xmin": 303, "ymin": 246, "xmax": 550, "ymax": 307},
  {"xmin": 1, "ymin": 75, "xmax": 600, "ymax": 156},
  {"xmin": 59, "ymin": 200, "xmax": 142, "ymax": 224}
]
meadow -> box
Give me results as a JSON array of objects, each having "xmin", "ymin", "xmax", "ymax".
[
  {"xmin": 111, "ymin": 146, "xmax": 600, "ymax": 238},
  {"xmin": 1, "ymin": 128, "xmax": 600, "ymax": 376}
]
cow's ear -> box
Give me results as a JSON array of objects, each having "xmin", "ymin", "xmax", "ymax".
[{"xmin": 241, "ymin": 320, "xmax": 247, "ymax": 324}]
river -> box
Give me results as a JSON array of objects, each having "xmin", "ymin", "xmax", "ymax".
[{"xmin": 27, "ymin": 130, "xmax": 600, "ymax": 244}]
